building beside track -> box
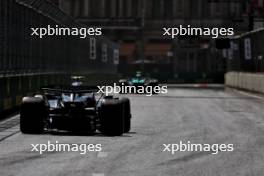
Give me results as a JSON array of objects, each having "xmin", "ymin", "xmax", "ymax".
[{"xmin": 59, "ymin": 0, "xmax": 249, "ymax": 82}]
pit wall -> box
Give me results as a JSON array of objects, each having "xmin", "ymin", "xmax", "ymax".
[{"xmin": 225, "ymin": 72, "xmax": 264, "ymax": 93}]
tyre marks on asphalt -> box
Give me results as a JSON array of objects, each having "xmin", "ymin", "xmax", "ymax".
[{"xmin": 157, "ymin": 151, "xmax": 211, "ymax": 166}]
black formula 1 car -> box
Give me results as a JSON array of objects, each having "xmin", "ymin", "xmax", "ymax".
[
  {"xmin": 20, "ymin": 86, "xmax": 131, "ymax": 136},
  {"xmin": 119, "ymin": 71, "xmax": 159, "ymax": 87}
]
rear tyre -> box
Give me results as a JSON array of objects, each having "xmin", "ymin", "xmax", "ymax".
[
  {"xmin": 99, "ymin": 98, "xmax": 124, "ymax": 136},
  {"xmin": 20, "ymin": 97, "xmax": 46, "ymax": 134},
  {"xmin": 121, "ymin": 98, "xmax": 131, "ymax": 133}
]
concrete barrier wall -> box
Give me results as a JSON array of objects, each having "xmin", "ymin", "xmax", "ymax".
[{"xmin": 225, "ymin": 72, "xmax": 264, "ymax": 93}]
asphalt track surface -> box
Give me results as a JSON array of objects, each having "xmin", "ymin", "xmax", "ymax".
[{"xmin": 1, "ymin": 87, "xmax": 264, "ymax": 176}]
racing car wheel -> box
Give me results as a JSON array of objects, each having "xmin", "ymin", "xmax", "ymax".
[
  {"xmin": 121, "ymin": 98, "xmax": 131, "ymax": 133},
  {"xmin": 20, "ymin": 97, "xmax": 46, "ymax": 134},
  {"xmin": 99, "ymin": 97, "xmax": 124, "ymax": 136}
]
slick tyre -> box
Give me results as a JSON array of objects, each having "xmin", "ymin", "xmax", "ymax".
[
  {"xmin": 121, "ymin": 98, "xmax": 131, "ymax": 133},
  {"xmin": 20, "ymin": 97, "xmax": 46, "ymax": 134},
  {"xmin": 99, "ymin": 98, "xmax": 124, "ymax": 136}
]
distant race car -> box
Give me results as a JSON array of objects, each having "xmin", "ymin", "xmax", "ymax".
[
  {"xmin": 119, "ymin": 71, "xmax": 159, "ymax": 88},
  {"xmin": 20, "ymin": 85, "xmax": 132, "ymax": 136}
]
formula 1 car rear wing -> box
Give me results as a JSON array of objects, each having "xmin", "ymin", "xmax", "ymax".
[
  {"xmin": 41, "ymin": 86, "xmax": 99, "ymax": 94},
  {"xmin": 41, "ymin": 86, "xmax": 104, "ymax": 106}
]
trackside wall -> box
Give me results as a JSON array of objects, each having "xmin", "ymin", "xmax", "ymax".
[{"xmin": 225, "ymin": 72, "xmax": 264, "ymax": 93}]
